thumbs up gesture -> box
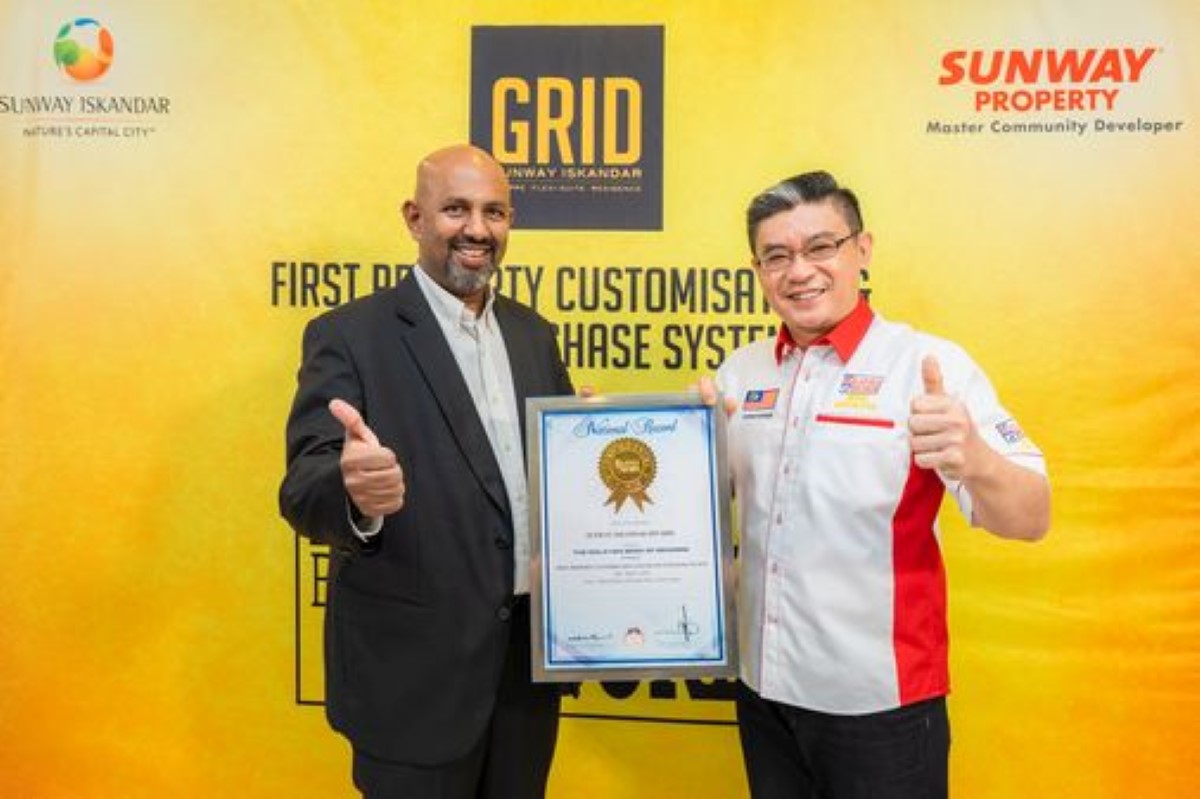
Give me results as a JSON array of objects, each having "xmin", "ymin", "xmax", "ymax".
[
  {"xmin": 908, "ymin": 356, "xmax": 983, "ymax": 480},
  {"xmin": 329, "ymin": 398, "xmax": 406, "ymax": 517}
]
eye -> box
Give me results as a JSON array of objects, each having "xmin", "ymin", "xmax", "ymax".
[
  {"xmin": 443, "ymin": 203, "xmax": 467, "ymax": 217},
  {"xmin": 804, "ymin": 242, "xmax": 837, "ymax": 260},
  {"xmin": 758, "ymin": 250, "xmax": 793, "ymax": 272},
  {"xmin": 484, "ymin": 206, "xmax": 511, "ymax": 222}
]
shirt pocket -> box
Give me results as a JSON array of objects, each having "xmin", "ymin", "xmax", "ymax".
[{"xmin": 803, "ymin": 413, "xmax": 911, "ymax": 510}]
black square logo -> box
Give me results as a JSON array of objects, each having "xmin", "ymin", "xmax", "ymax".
[{"xmin": 471, "ymin": 26, "xmax": 664, "ymax": 231}]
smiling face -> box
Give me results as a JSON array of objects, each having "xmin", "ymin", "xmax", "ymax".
[
  {"xmin": 752, "ymin": 199, "xmax": 873, "ymax": 347},
  {"xmin": 403, "ymin": 145, "xmax": 514, "ymax": 313}
]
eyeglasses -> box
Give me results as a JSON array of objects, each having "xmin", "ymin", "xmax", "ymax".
[{"xmin": 755, "ymin": 232, "xmax": 859, "ymax": 274}]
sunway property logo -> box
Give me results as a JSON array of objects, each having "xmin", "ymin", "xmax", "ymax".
[
  {"xmin": 939, "ymin": 47, "xmax": 1159, "ymax": 112},
  {"xmin": 53, "ymin": 18, "xmax": 114, "ymax": 82},
  {"xmin": 928, "ymin": 45, "xmax": 1184, "ymax": 137},
  {"xmin": 470, "ymin": 26, "xmax": 665, "ymax": 231}
]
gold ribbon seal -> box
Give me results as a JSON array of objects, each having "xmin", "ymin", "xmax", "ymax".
[{"xmin": 598, "ymin": 437, "xmax": 657, "ymax": 512}]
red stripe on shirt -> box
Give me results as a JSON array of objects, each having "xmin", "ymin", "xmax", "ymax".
[
  {"xmin": 814, "ymin": 413, "xmax": 895, "ymax": 429},
  {"xmin": 891, "ymin": 457, "xmax": 950, "ymax": 705}
]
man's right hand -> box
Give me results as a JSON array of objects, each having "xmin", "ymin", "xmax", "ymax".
[
  {"xmin": 696, "ymin": 376, "xmax": 737, "ymax": 417},
  {"xmin": 329, "ymin": 398, "xmax": 406, "ymax": 517}
]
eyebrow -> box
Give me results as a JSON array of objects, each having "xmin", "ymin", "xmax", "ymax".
[
  {"xmin": 442, "ymin": 196, "xmax": 510, "ymax": 209},
  {"xmin": 759, "ymin": 232, "xmax": 840, "ymax": 251}
]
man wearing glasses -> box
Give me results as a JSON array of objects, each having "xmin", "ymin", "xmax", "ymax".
[{"xmin": 712, "ymin": 170, "xmax": 1050, "ymax": 798}]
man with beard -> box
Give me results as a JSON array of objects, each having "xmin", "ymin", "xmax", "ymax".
[{"xmin": 280, "ymin": 144, "xmax": 574, "ymax": 798}]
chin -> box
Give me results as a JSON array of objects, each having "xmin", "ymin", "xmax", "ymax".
[{"xmin": 447, "ymin": 263, "xmax": 496, "ymax": 295}]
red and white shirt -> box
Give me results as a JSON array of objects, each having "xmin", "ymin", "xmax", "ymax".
[{"xmin": 717, "ymin": 300, "xmax": 1046, "ymax": 714}]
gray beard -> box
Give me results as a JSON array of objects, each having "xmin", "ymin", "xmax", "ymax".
[{"xmin": 444, "ymin": 259, "xmax": 495, "ymax": 296}]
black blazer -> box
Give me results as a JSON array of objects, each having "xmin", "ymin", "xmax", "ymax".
[{"xmin": 279, "ymin": 273, "xmax": 573, "ymax": 764}]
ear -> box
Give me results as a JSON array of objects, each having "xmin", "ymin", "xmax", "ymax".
[
  {"xmin": 401, "ymin": 200, "xmax": 421, "ymax": 239},
  {"xmin": 855, "ymin": 231, "xmax": 874, "ymax": 263}
]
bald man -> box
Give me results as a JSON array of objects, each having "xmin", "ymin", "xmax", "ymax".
[{"xmin": 280, "ymin": 145, "xmax": 574, "ymax": 798}]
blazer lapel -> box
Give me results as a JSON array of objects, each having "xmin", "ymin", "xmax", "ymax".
[{"xmin": 391, "ymin": 276, "xmax": 510, "ymax": 515}]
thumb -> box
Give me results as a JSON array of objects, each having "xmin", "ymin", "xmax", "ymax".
[
  {"xmin": 695, "ymin": 376, "xmax": 719, "ymax": 405},
  {"xmin": 921, "ymin": 355, "xmax": 946, "ymax": 396},
  {"xmin": 329, "ymin": 398, "xmax": 380, "ymax": 446}
]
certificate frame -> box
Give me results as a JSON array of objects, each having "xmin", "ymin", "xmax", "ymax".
[{"xmin": 526, "ymin": 392, "xmax": 737, "ymax": 682}]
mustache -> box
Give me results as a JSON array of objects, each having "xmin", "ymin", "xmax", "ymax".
[{"xmin": 450, "ymin": 234, "xmax": 495, "ymax": 250}]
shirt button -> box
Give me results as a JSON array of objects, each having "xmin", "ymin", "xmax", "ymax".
[{"xmin": 497, "ymin": 604, "xmax": 512, "ymax": 622}]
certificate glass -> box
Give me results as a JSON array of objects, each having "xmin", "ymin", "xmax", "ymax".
[{"xmin": 526, "ymin": 393, "xmax": 737, "ymax": 682}]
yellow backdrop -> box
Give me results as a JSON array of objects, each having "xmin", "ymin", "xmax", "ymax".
[{"xmin": 2, "ymin": 1, "xmax": 1197, "ymax": 797}]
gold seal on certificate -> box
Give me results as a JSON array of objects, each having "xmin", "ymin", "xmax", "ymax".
[{"xmin": 598, "ymin": 437, "xmax": 657, "ymax": 511}]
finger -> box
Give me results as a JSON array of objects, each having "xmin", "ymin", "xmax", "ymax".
[
  {"xmin": 914, "ymin": 447, "xmax": 967, "ymax": 479},
  {"xmin": 352, "ymin": 482, "xmax": 405, "ymax": 517},
  {"xmin": 577, "ymin": 385, "xmax": 597, "ymax": 399},
  {"xmin": 695, "ymin": 376, "xmax": 718, "ymax": 405},
  {"xmin": 908, "ymin": 402, "xmax": 957, "ymax": 432},
  {"xmin": 345, "ymin": 447, "xmax": 399, "ymax": 471},
  {"xmin": 909, "ymin": 430, "xmax": 951, "ymax": 453},
  {"xmin": 329, "ymin": 398, "xmax": 380, "ymax": 446},
  {"xmin": 910, "ymin": 394, "xmax": 954, "ymax": 416},
  {"xmin": 912, "ymin": 451, "xmax": 943, "ymax": 471},
  {"xmin": 356, "ymin": 474, "xmax": 405, "ymax": 502},
  {"xmin": 921, "ymin": 355, "xmax": 946, "ymax": 396},
  {"xmin": 345, "ymin": 463, "xmax": 405, "ymax": 511}
]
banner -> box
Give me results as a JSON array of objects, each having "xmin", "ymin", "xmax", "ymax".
[{"xmin": 2, "ymin": 2, "xmax": 1197, "ymax": 797}]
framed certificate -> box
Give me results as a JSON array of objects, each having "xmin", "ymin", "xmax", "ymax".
[{"xmin": 526, "ymin": 393, "xmax": 737, "ymax": 682}]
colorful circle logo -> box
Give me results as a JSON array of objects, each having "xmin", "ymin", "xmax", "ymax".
[{"xmin": 53, "ymin": 18, "xmax": 114, "ymax": 82}]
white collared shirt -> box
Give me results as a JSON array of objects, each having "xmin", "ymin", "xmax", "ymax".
[
  {"xmin": 717, "ymin": 311, "xmax": 1046, "ymax": 714},
  {"xmin": 413, "ymin": 266, "xmax": 531, "ymax": 594}
]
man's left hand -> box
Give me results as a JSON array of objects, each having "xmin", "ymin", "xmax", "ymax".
[{"xmin": 908, "ymin": 355, "xmax": 986, "ymax": 480}]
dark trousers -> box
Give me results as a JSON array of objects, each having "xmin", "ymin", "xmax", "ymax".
[
  {"xmin": 736, "ymin": 682, "xmax": 950, "ymax": 799},
  {"xmin": 352, "ymin": 597, "xmax": 560, "ymax": 799}
]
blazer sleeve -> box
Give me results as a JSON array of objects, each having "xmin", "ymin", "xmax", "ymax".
[{"xmin": 278, "ymin": 311, "xmax": 370, "ymax": 551}]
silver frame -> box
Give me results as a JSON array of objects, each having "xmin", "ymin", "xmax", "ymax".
[{"xmin": 526, "ymin": 392, "xmax": 737, "ymax": 682}]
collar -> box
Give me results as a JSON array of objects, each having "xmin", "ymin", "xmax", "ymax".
[
  {"xmin": 774, "ymin": 296, "xmax": 875, "ymax": 364},
  {"xmin": 413, "ymin": 264, "xmax": 496, "ymax": 331}
]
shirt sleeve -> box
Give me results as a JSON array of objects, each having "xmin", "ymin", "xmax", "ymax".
[{"xmin": 348, "ymin": 499, "xmax": 383, "ymax": 539}]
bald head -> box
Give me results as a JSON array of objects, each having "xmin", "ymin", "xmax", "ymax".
[
  {"xmin": 403, "ymin": 144, "xmax": 514, "ymax": 313},
  {"xmin": 414, "ymin": 144, "xmax": 510, "ymax": 204}
]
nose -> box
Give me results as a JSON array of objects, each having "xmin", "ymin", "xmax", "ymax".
[
  {"xmin": 462, "ymin": 209, "xmax": 489, "ymax": 239},
  {"xmin": 781, "ymin": 253, "xmax": 818, "ymax": 280}
]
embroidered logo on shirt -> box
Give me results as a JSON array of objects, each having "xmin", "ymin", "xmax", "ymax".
[
  {"xmin": 742, "ymin": 388, "xmax": 779, "ymax": 415},
  {"xmin": 995, "ymin": 418, "xmax": 1026, "ymax": 444},
  {"xmin": 832, "ymin": 373, "xmax": 885, "ymax": 410}
]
